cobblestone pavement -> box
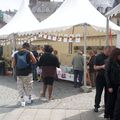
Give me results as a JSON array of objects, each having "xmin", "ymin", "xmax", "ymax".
[{"xmin": 0, "ymin": 76, "xmax": 105, "ymax": 120}]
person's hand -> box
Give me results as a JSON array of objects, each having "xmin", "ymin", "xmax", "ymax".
[
  {"xmin": 108, "ymin": 88, "xmax": 113, "ymax": 93},
  {"xmin": 102, "ymin": 64, "xmax": 105, "ymax": 69}
]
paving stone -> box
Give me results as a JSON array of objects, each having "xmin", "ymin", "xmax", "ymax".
[
  {"xmin": 3, "ymin": 108, "xmax": 24, "ymax": 120},
  {"xmin": 50, "ymin": 109, "xmax": 65, "ymax": 120},
  {"xmin": 0, "ymin": 76, "xmax": 105, "ymax": 120},
  {"xmin": 18, "ymin": 109, "xmax": 37, "ymax": 120},
  {"xmin": 34, "ymin": 109, "xmax": 51, "ymax": 120}
]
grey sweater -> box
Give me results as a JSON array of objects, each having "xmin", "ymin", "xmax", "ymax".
[{"xmin": 72, "ymin": 54, "xmax": 84, "ymax": 71}]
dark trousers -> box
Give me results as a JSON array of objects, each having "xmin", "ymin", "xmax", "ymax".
[
  {"xmin": 95, "ymin": 73, "xmax": 108, "ymax": 109},
  {"xmin": 74, "ymin": 70, "xmax": 83, "ymax": 87},
  {"xmin": 105, "ymin": 86, "xmax": 118, "ymax": 119},
  {"xmin": 32, "ymin": 64, "xmax": 37, "ymax": 81},
  {"xmin": 114, "ymin": 87, "xmax": 120, "ymax": 120}
]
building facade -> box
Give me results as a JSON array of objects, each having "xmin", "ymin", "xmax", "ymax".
[{"xmin": 30, "ymin": 0, "xmax": 61, "ymax": 22}]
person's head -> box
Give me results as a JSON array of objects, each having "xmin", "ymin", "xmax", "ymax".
[
  {"xmin": 44, "ymin": 45, "xmax": 53, "ymax": 53},
  {"xmin": 93, "ymin": 50, "xmax": 97, "ymax": 55},
  {"xmin": 32, "ymin": 46, "xmax": 37, "ymax": 51},
  {"xmin": 103, "ymin": 46, "xmax": 111, "ymax": 56},
  {"xmin": 77, "ymin": 50, "xmax": 83, "ymax": 55},
  {"xmin": 89, "ymin": 51, "xmax": 94, "ymax": 57},
  {"xmin": 22, "ymin": 42, "xmax": 30, "ymax": 50},
  {"xmin": 110, "ymin": 48, "xmax": 120, "ymax": 62}
]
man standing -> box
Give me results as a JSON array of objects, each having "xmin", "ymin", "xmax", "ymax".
[
  {"xmin": 38, "ymin": 45, "xmax": 60, "ymax": 101},
  {"xmin": 94, "ymin": 47, "xmax": 111, "ymax": 114},
  {"xmin": 12, "ymin": 42, "xmax": 36, "ymax": 106},
  {"xmin": 72, "ymin": 50, "xmax": 84, "ymax": 88},
  {"xmin": 88, "ymin": 50, "xmax": 97, "ymax": 87}
]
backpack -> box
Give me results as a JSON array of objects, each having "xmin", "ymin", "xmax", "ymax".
[{"xmin": 16, "ymin": 51, "xmax": 30, "ymax": 70}]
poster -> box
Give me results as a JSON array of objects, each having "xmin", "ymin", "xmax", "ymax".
[{"xmin": 57, "ymin": 66, "xmax": 74, "ymax": 82}]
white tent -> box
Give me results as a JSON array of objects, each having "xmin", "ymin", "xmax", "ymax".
[
  {"xmin": 32, "ymin": 0, "xmax": 120, "ymax": 91},
  {"xmin": 0, "ymin": 0, "xmax": 39, "ymax": 36},
  {"xmin": 106, "ymin": 3, "xmax": 120, "ymax": 18},
  {"xmin": 33, "ymin": 0, "xmax": 120, "ymax": 32},
  {"xmin": 0, "ymin": 0, "xmax": 120, "ymax": 91},
  {"xmin": 0, "ymin": 0, "xmax": 120, "ymax": 35}
]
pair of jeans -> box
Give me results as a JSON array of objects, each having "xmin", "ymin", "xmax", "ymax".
[{"xmin": 74, "ymin": 70, "xmax": 83, "ymax": 87}]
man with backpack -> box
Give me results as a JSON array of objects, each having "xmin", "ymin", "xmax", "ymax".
[{"xmin": 12, "ymin": 42, "xmax": 36, "ymax": 107}]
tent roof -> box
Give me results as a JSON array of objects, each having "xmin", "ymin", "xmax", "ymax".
[
  {"xmin": 106, "ymin": 3, "xmax": 120, "ymax": 18},
  {"xmin": 32, "ymin": 0, "xmax": 120, "ymax": 33},
  {"xmin": 0, "ymin": 0, "xmax": 39, "ymax": 36}
]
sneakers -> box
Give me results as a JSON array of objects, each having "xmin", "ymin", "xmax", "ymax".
[
  {"xmin": 26, "ymin": 95, "xmax": 33, "ymax": 104},
  {"xmin": 94, "ymin": 107, "xmax": 98, "ymax": 112},
  {"xmin": 27, "ymin": 99, "xmax": 32, "ymax": 104},
  {"xmin": 20, "ymin": 96, "xmax": 33, "ymax": 106},
  {"xmin": 20, "ymin": 98, "xmax": 25, "ymax": 107}
]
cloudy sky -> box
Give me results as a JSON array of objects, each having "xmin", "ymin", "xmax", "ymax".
[{"xmin": 0, "ymin": 0, "xmax": 63, "ymax": 11}]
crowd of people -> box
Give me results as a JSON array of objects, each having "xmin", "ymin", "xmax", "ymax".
[
  {"xmin": 11, "ymin": 42, "xmax": 120, "ymax": 120},
  {"xmin": 93, "ymin": 47, "xmax": 120, "ymax": 120},
  {"xmin": 72, "ymin": 47, "xmax": 120, "ymax": 120}
]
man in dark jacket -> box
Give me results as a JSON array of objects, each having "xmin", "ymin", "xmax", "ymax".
[
  {"xmin": 38, "ymin": 45, "xmax": 60, "ymax": 101},
  {"xmin": 94, "ymin": 46, "xmax": 111, "ymax": 114},
  {"xmin": 105, "ymin": 48, "xmax": 120, "ymax": 120}
]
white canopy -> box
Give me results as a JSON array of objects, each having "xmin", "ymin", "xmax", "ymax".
[
  {"xmin": 0, "ymin": 0, "xmax": 39, "ymax": 36},
  {"xmin": 0, "ymin": 0, "xmax": 120, "ymax": 36},
  {"xmin": 33, "ymin": 0, "xmax": 120, "ymax": 32},
  {"xmin": 106, "ymin": 3, "xmax": 120, "ymax": 18}
]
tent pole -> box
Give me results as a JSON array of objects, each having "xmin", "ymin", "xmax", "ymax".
[
  {"xmin": 106, "ymin": 17, "xmax": 109, "ymax": 46},
  {"xmin": 12, "ymin": 33, "xmax": 17, "ymax": 81},
  {"xmin": 83, "ymin": 23, "xmax": 87, "ymax": 88},
  {"xmin": 81, "ymin": 23, "xmax": 91, "ymax": 92},
  {"xmin": 12, "ymin": 33, "xmax": 16, "ymax": 51}
]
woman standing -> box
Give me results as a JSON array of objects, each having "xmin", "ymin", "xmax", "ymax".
[{"xmin": 105, "ymin": 48, "xmax": 120, "ymax": 120}]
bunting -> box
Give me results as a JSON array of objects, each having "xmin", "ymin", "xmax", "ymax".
[{"xmin": 17, "ymin": 33, "xmax": 81, "ymax": 43}]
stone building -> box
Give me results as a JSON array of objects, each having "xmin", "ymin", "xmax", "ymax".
[
  {"xmin": 29, "ymin": 0, "xmax": 62, "ymax": 22},
  {"xmin": 90, "ymin": 0, "xmax": 120, "ymax": 26}
]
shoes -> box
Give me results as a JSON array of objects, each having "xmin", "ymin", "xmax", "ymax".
[
  {"xmin": 74, "ymin": 85, "xmax": 77, "ymax": 88},
  {"xmin": 41, "ymin": 97, "xmax": 48, "ymax": 101},
  {"xmin": 104, "ymin": 118, "xmax": 113, "ymax": 120},
  {"xmin": 94, "ymin": 107, "xmax": 98, "ymax": 112},
  {"xmin": 48, "ymin": 96, "xmax": 55, "ymax": 101},
  {"xmin": 104, "ymin": 118, "xmax": 109, "ymax": 120},
  {"xmin": 27, "ymin": 99, "xmax": 33, "ymax": 104},
  {"xmin": 20, "ymin": 98, "xmax": 25, "ymax": 107}
]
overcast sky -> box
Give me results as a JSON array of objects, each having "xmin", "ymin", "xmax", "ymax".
[{"xmin": 0, "ymin": 0, "xmax": 63, "ymax": 11}]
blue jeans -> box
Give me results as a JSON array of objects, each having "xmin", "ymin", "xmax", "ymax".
[{"xmin": 74, "ymin": 70, "xmax": 83, "ymax": 87}]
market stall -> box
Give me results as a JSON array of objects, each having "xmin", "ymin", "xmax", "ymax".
[{"xmin": 0, "ymin": 0, "xmax": 120, "ymax": 90}]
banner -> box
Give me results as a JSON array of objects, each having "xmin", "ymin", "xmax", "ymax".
[{"xmin": 57, "ymin": 66, "xmax": 74, "ymax": 82}]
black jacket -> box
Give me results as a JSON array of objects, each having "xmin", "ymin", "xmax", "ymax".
[
  {"xmin": 38, "ymin": 53, "xmax": 60, "ymax": 68},
  {"xmin": 105, "ymin": 58, "xmax": 120, "ymax": 88}
]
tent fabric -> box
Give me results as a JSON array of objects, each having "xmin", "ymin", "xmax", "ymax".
[
  {"xmin": 0, "ymin": 0, "xmax": 39, "ymax": 36},
  {"xmin": 105, "ymin": 3, "xmax": 120, "ymax": 18},
  {"xmin": 32, "ymin": 0, "xmax": 120, "ymax": 33},
  {"xmin": 0, "ymin": 0, "xmax": 120, "ymax": 36}
]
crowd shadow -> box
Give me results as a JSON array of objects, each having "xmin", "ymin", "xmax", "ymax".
[
  {"xmin": 0, "ymin": 76, "xmax": 83, "ymax": 109},
  {"xmin": 0, "ymin": 76, "xmax": 105, "ymax": 120},
  {"xmin": 63, "ymin": 109, "xmax": 105, "ymax": 120}
]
